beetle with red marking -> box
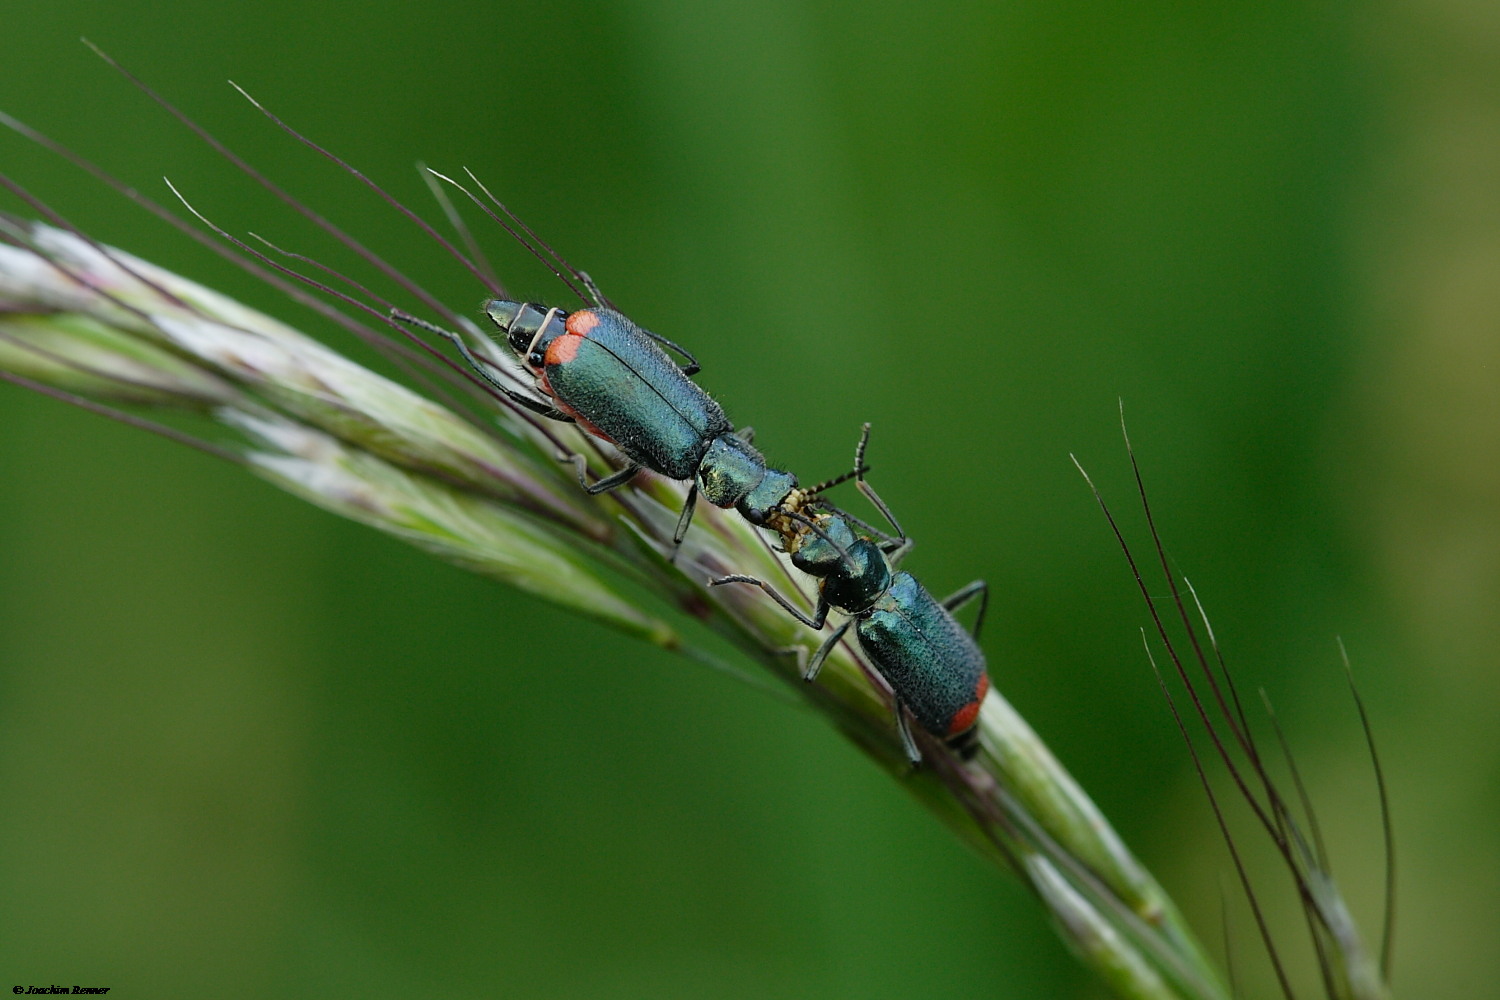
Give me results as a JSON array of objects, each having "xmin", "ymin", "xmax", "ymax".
[
  {"xmin": 710, "ymin": 429, "xmax": 992, "ymax": 762},
  {"xmin": 446, "ymin": 296, "xmax": 801, "ymax": 545}
]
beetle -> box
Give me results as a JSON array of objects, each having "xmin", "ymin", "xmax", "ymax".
[
  {"xmin": 404, "ymin": 296, "xmax": 813, "ymax": 545},
  {"xmin": 708, "ymin": 434, "xmax": 990, "ymax": 762}
]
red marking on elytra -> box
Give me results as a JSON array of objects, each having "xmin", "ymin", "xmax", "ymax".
[
  {"xmin": 576, "ymin": 413, "xmax": 612, "ymax": 442},
  {"xmin": 547, "ymin": 335, "xmax": 583, "ymax": 366},
  {"xmin": 567, "ymin": 310, "xmax": 601, "ymax": 337},
  {"xmin": 947, "ymin": 701, "xmax": 982, "ymax": 738},
  {"xmin": 946, "ymin": 674, "xmax": 990, "ymax": 737}
]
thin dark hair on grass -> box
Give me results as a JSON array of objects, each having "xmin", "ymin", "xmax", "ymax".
[
  {"xmin": 0, "ymin": 105, "xmax": 514, "ymax": 451},
  {"xmin": 1072, "ymin": 404, "xmax": 1395, "ymax": 1000}
]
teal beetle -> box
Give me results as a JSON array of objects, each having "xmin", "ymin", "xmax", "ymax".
[
  {"xmin": 472, "ymin": 298, "xmax": 800, "ymax": 544},
  {"xmin": 712, "ymin": 507, "xmax": 991, "ymax": 761}
]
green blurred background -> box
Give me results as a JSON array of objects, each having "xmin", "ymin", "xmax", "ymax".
[{"xmin": 0, "ymin": 1, "xmax": 1491, "ymax": 996}]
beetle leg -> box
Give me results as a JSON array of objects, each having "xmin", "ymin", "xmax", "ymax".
[
  {"xmin": 849, "ymin": 423, "xmax": 906, "ymax": 546},
  {"xmin": 768, "ymin": 644, "xmax": 809, "ymax": 677},
  {"xmin": 894, "ymin": 702, "xmax": 922, "ymax": 764},
  {"xmin": 808, "ymin": 424, "xmax": 907, "ymax": 550},
  {"xmin": 391, "ymin": 310, "xmax": 572, "ymax": 420},
  {"xmin": 708, "ymin": 575, "xmax": 830, "ymax": 634},
  {"xmin": 940, "ymin": 580, "xmax": 990, "ymax": 640},
  {"xmin": 880, "ymin": 534, "xmax": 916, "ymax": 568},
  {"xmin": 640, "ymin": 327, "xmax": 702, "ymax": 376},
  {"xmin": 800, "ymin": 613, "xmax": 850, "ymax": 682},
  {"xmin": 671, "ymin": 483, "xmax": 701, "ymax": 545},
  {"xmin": 559, "ymin": 453, "xmax": 642, "ymax": 495}
]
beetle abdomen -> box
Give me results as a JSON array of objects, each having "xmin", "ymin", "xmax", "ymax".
[{"xmin": 857, "ymin": 572, "xmax": 989, "ymax": 746}]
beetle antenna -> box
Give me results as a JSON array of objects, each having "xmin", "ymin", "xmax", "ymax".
[
  {"xmin": 418, "ymin": 161, "xmax": 503, "ymax": 295},
  {"xmin": 461, "ymin": 166, "xmax": 598, "ymax": 305},
  {"xmin": 220, "ymin": 77, "xmax": 502, "ymax": 298},
  {"xmin": 804, "ymin": 461, "xmax": 871, "ymax": 496},
  {"xmin": 424, "ymin": 167, "xmax": 587, "ymax": 303}
]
